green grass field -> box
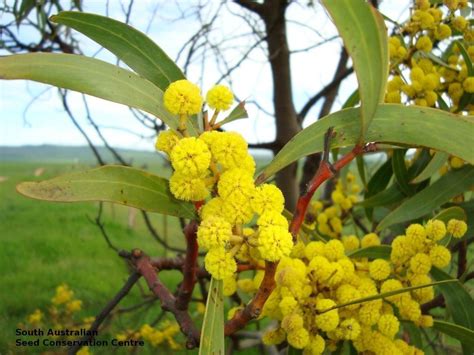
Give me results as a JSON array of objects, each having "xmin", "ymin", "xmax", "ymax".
[{"xmin": 0, "ymin": 159, "xmax": 193, "ymax": 353}]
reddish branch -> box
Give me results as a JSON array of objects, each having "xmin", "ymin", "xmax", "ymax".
[
  {"xmin": 176, "ymin": 221, "xmax": 199, "ymax": 310},
  {"xmin": 290, "ymin": 130, "xmax": 377, "ymax": 241},
  {"xmin": 68, "ymin": 272, "xmax": 141, "ymax": 354},
  {"xmin": 225, "ymin": 261, "xmax": 278, "ymax": 335},
  {"xmin": 130, "ymin": 249, "xmax": 200, "ymax": 348},
  {"xmin": 224, "ymin": 129, "xmax": 378, "ymax": 334}
]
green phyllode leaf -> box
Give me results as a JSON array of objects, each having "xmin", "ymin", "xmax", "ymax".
[
  {"xmin": 411, "ymin": 151, "xmax": 449, "ymax": 184},
  {"xmin": 199, "ymin": 278, "xmax": 225, "ymax": 355},
  {"xmin": 217, "ymin": 102, "xmax": 248, "ymax": 126},
  {"xmin": 50, "ymin": 11, "xmax": 184, "ymax": 91},
  {"xmin": 16, "ymin": 165, "xmax": 196, "ymax": 219},
  {"xmin": 0, "ymin": 53, "xmax": 193, "ymax": 132},
  {"xmin": 431, "ymin": 267, "xmax": 474, "ymax": 354},
  {"xmin": 259, "ymin": 105, "xmax": 474, "ymax": 182},
  {"xmin": 377, "ymin": 165, "xmax": 474, "ymax": 230},
  {"xmin": 347, "ymin": 245, "xmax": 392, "ymax": 259},
  {"xmin": 432, "ymin": 320, "xmax": 474, "ymax": 349},
  {"xmin": 322, "ymin": 0, "xmax": 389, "ymax": 141}
]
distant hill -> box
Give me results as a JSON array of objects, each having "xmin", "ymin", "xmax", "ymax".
[
  {"xmin": 0, "ymin": 145, "xmax": 272, "ymax": 166},
  {"xmin": 0, "ymin": 145, "xmax": 163, "ymax": 165}
]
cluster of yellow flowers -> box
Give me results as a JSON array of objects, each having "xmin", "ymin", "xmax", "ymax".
[
  {"xmin": 256, "ymin": 218, "xmax": 467, "ymax": 354},
  {"xmin": 26, "ymin": 284, "xmax": 85, "ymax": 328},
  {"xmin": 157, "ymin": 81, "xmax": 293, "ymax": 280},
  {"xmin": 22, "ymin": 284, "xmax": 93, "ymax": 355},
  {"xmin": 385, "ymin": 0, "xmax": 473, "ymax": 177},
  {"xmin": 306, "ymin": 173, "xmax": 360, "ymax": 239},
  {"xmin": 386, "ymin": 0, "xmax": 473, "ymax": 111},
  {"xmin": 115, "ymin": 321, "xmax": 181, "ymax": 350}
]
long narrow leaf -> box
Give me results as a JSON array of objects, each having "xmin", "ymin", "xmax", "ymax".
[
  {"xmin": 50, "ymin": 11, "xmax": 184, "ymax": 90},
  {"xmin": 411, "ymin": 151, "xmax": 449, "ymax": 183},
  {"xmin": 199, "ymin": 278, "xmax": 225, "ymax": 355},
  {"xmin": 347, "ymin": 245, "xmax": 392, "ymax": 259},
  {"xmin": 16, "ymin": 165, "xmax": 196, "ymax": 219},
  {"xmin": 377, "ymin": 165, "xmax": 474, "ymax": 230},
  {"xmin": 433, "ymin": 320, "xmax": 474, "ymax": 348},
  {"xmin": 322, "ymin": 0, "xmax": 388, "ymax": 140},
  {"xmin": 258, "ymin": 105, "xmax": 474, "ymax": 182},
  {"xmin": 431, "ymin": 267, "xmax": 474, "ymax": 354},
  {"xmin": 0, "ymin": 53, "xmax": 194, "ymax": 132}
]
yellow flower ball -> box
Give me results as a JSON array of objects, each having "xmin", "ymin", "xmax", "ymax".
[
  {"xmin": 208, "ymin": 131, "xmax": 248, "ymax": 170},
  {"xmin": 377, "ymin": 314, "xmax": 399, "ymax": 338},
  {"xmin": 450, "ymin": 156, "xmax": 465, "ymax": 169},
  {"xmin": 262, "ymin": 327, "xmax": 286, "ymax": 345},
  {"xmin": 380, "ymin": 279, "xmax": 404, "ymax": 302},
  {"xmin": 445, "ymin": 0, "xmax": 459, "ymax": 10},
  {"xmin": 417, "ymin": 315, "xmax": 434, "ymax": 327},
  {"xmin": 169, "ymin": 172, "xmax": 209, "ymax": 201},
  {"xmin": 435, "ymin": 23, "xmax": 452, "ymax": 40},
  {"xmin": 416, "ymin": 0, "xmax": 430, "ymax": 9},
  {"xmin": 223, "ymin": 277, "xmax": 237, "ymax": 296},
  {"xmin": 304, "ymin": 241, "xmax": 326, "ymax": 259},
  {"xmin": 323, "ymin": 240, "xmax": 345, "ymax": 261},
  {"xmin": 452, "ymin": 16, "xmax": 467, "ymax": 31},
  {"xmin": 314, "ymin": 213, "xmax": 328, "ymax": 227},
  {"xmin": 204, "ymin": 247, "xmax": 237, "ymax": 280},
  {"xmin": 406, "ymin": 223, "xmax": 427, "ymax": 250},
  {"xmin": 304, "ymin": 334, "xmax": 325, "ymax": 355},
  {"xmin": 281, "ymin": 313, "xmax": 304, "ymax": 333},
  {"xmin": 385, "ymin": 91, "xmax": 401, "ymax": 103},
  {"xmin": 315, "ymin": 299, "xmax": 339, "ymax": 331},
  {"xmin": 257, "ymin": 210, "xmax": 288, "ymax": 229},
  {"xmin": 369, "ymin": 259, "xmax": 391, "ymax": 281},
  {"xmin": 425, "ymin": 219, "xmax": 446, "ymax": 241},
  {"xmin": 416, "ymin": 36, "xmax": 433, "ymax": 52},
  {"xmin": 218, "ymin": 168, "xmax": 255, "ymax": 199},
  {"xmin": 258, "ymin": 226, "xmax": 293, "ymax": 262},
  {"xmin": 399, "ymin": 298, "xmax": 421, "ymax": 322},
  {"xmin": 419, "ymin": 11, "xmax": 435, "ymax": 29},
  {"xmin": 358, "ymin": 303, "xmax": 381, "ymax": 326},
  {"xmin": 410, "ymin": 253, "xmax": 432, "ymax": 274},
  {"xmin": 155, "ymin": 130, "xmax": 180, "ymax": 155},
  {"xmin": 463, "ymin": 77, "xmax": 474, "ymax": 93},
  {"xmin": 206, "ymin": 84, "xmax": 234, "ymax": 111},
  {"xmin": 361, "ymin": 233, "xmax": 381, "ymax": 248},
  {"xmin": 200, "ymin": 197, "xmax": 225, "ymax": 221},
  {"xmin": 279, "ymin": 296, "xmax": 298, "ymax": 316},
  {"xmin": 411, "ymin": 67, "xmax": 425, "ymax": 83},
  {"xmin": 336, "ymin": 284, "xmax": 361, "ymax": 310},
  {"xmin": 429, "ymin": 245, "xmax": 451, "ymax": 268},
  {"xmin": 197, "ymin": 216, "xmax": 232, "ymax": 250},
  {"xmin": 410, "ymin": 274, "xmax": 434, "ymax": 303},
  {"xmin": 170, "ymin": 137, "xmax": 211, "ymax": 176},
  {"xmin": 340, "ymin": 318, "xmax": 361, "ymax": 340},
  {"xmin": 447, "ymin": 219, "xmax": 468, "ymax": 238},
  {"xmin": 222, "ymin": 193, "xmax": 254, "ymax": 225},
  {"xmin": 287, "ymin": 328, "xmax": 310, "ymax": 349},
  {"xmin": 163, "ymin": 79, "xmax": 202, "ymax": 115},
  {"xmin": 251, "ymin": 184, "xmax": 285, "ymax": 215},
  {"xmin": 342, "ymin": 235, "xmax": 360, "ymax": 252}
]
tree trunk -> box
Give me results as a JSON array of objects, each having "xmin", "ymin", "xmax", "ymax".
[{"xmin": 263, "ymin": 1, "xmax": 300, "ymax": 210}]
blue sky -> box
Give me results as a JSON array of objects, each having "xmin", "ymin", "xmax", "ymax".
[{"xmin": 0, "ymin": 1, "xmax": 409, "ymax": 151}]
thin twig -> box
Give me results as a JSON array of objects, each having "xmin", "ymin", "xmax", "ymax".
[{"xmin": 68, "ymin": 272, "xmax": 141, "ymax": 354}]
